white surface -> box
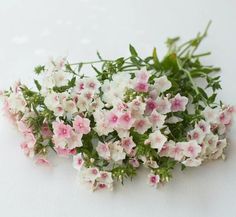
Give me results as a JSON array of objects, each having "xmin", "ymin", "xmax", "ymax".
[{"xmin": 0, "ymin": 0, "xmax": 236, "ymax": 217}]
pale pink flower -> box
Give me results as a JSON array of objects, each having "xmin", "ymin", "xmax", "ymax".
[
  {"xmin": 67, "ymin": 131, "xmax": 83, "ymax": 149},
  {"xmin": 73, "ymin": 153, "xmax": 84, "ymax": 170},
  {"xmin": 182, "ymin": 140, "xmax": 201, "ymax": 158},
  {"xmin": 52, "ymin": 121, "xmax": 72, "ymax": 139},
  {"xmin": 133, "ymin": 117, "xmax": 151, "ymax": 134},
  {"xmin": 129, "ymin": 158, "xmax": 140, "ymax": 168},
  {"xmin": 84, "ymin": 77, "xmax": 100, "ymax": 92},
  {"xmin": 105, "ymin": 110, "xmax": 119, "ymax": 127},
  {"xmin": 182, "ymin": 158, "xmax": 202, "ymax": 167},
  {"xmin": 41, "ymin": 123, "xmax": 53, "ymax": 138},
  {"xmin": 170, "ymin": 94, "xmax": 188, "ymax": 112},
  {"xmin": 55, "ymin": 147, "xmax": 71, "ymax": 157},
  {"xmin": 96, "ymin": 142, "xmax": 111, "ymax": 160},
  {"xmin": 202, "ymin": 106, "xmax": 219, "ymax": 123},
  {"xmin": 145, "ymin": 98, "xmax": 158, "ymax": 114},
  {"xmin": 20, "ymin": 142, "xmax": 34, "ymax": 158},
  {"xmin": 17, "ymin": 120, "xmax": 32, "ymax": 134},
  {"xmin": 73, "ymin": 115, "xmax": 91, "ymax": 134},
  {"xmin": 118, "ymin": 111, "xmax": 134, "ymax": 129},
  {"xmin": 156, "ymin": 97, "xmax": 171, "ymax": 114},
  {"xmin": 188, "ymin": 127, "xmax": 205, "ymax": 144},
  {"xmin": 149, "ymin": 110, "xmax": 166, "ymax": 129},
  {"xmin": 134, "ymin": 81, "xmax": 149, "ymax": 93},
  {"xmin": 97, "ymin": 171, "xmax": 113, "ymax": 190},
  {"xmin": 159, "ymin": 140, "xmax": 175, "ymax": 157},
  {"xmin": 129, "ymin": 97, "xmax": 146, "ymax": 117},
  {"xmin": 24, "ymin": 132, "xmax": 36, "ymax": 148},
  {"xmin": 136, "ymin": 68, "xmax": 150, "ymax": 82},
  {"xmin": 110, "ymin": 141, "xmax": 126, "ymax": 162},
  {"xmin": 154, "ymin": 75, "xmax": 172, "ymax": 92},
  {"xmin": 121, "ymin": 137, "xmax": 136, "ymax": 154},
  {"xmin": 149, "ymin": 130, "xmax": 167, "ymax": 151},
  {"xmin": 170, "ymin": 143, "xmax": 184, "ymax": 161},
  {"xmin": 219, "ymin": 110, "xmax": 232, "ymax": 125},
  {"xmin": 196, "ymin": 120, "xmax": 211, "ymax": 134},
  {"xmin": 148, "ymin": 173, "xmax": 160, "ymax": 187},
  {"xmin": 83, "ymin": 167, "xmax": 100, "ymax": 182}
]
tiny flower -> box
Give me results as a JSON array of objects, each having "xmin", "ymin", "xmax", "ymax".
[
  {"xmin": 73, "ymin": 115, "xmax": 91, "ymax": 134},
  {"xmin": 149, "ymin": 130, "xmax": 167, "ymax": 151},
  {"xmin": 96, "ymin": 142, "xmax": 111, "ymax": 160},
  {"xmin": 154, "ymin": 75, "xmax": 172, "ymax": 92},
  {"xmin": 73, "ymin": 153, "xmax": 84, "ymax": 170},
  {"xmin": 133, "ymin": 117, "xmax": 151, "ymax": 134},
  {"xmin": 52, "ymin": 121, "xmax": 72, "ymax": 139},
  {"xmin": 182, "ymin": 140, "xmax": 201, "ymax": 158},
  {"xmin": 170, "ymin": 94, "xmax": 188, "ymax": 112},
  {"xmin": 148, "ymin": 173, "xmax": 160, "ymax": 187},
  {"xmin": 129, "ymin": 158, "xmax": 140, "ymax": 168},
  {"xmin": 121, "ymin": 137, "xmax": 136, "ymax": 154}
]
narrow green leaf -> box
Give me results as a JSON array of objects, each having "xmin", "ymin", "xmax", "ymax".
[{"xmin": 129, "ymin": 44, "xmax": 138, "ymax": 57}]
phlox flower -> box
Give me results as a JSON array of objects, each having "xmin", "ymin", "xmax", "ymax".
[
  {"xmin": 159, "ymin": 140, "xmax": 175, "ymax": 157},
  {"xmin": 7, "ymin": 92, "xmax": 27, "ymax": 113},
  {"xmin": 109, "ymin": 141, "xmax": 126, "ymax": 162},
  {"xmin": 52, "ymin": 121, "xmax": 72, "ymax": 139},
  {"xmin": 182, "ymin": 140, "xmax": 201, "ymax": 158},
  {"xmin": 121, "ymin": 137, "xmax": 136, "ymax": 154},
  {"xmin": 118, "ymin": 111, "xmax": 135, "ymax": 130},
  {"xmin": 133, "ymin": 117, "xmax": 151, "ymax": 134},
  {"xmin": 156, "ymin": 97, "xmax": 171, "ymax": 114},
  {"xmin": 148, "ymin": 173, "xmax": 160, "ymax": 187},
  {"xmin": 188, "ymin": 127, "xmax": 205, "ymax": 144},
  {"xmin": 149, "ymin": 110, "xmax": 166, "ymax": 129},
  {"xmin": 154, "ymin": 75, "xmax": 172, "ymax": 93},
  {"xmin": 148, "ymin": 130, "xmax": 167, "ymax": 151},
  {"xmin": 202, "ymin": 106, "xmax": 219, "ymax": 124},
  {"xmin": 145, "ymin": 98, "xmax": 158, "ymax": 114},
  {"xmin": 136, "ymin": 68, "xmax": 150, "ymax": 82},
  {"xmin": 196, "ymin": 120, "xmax": 211, "ymax": 134},
  {"xmin": 170, "ymin": 94, "xmax": 188, "ymax": 112},
  {"xmin": 96, "ymin": 142, "xmax": 111, "ymax": 160},
  {"xmin": 134, "ymin": 81, "xmax": 149, "ymax": 93},
  {"xmin": 73, "ymin": 153, "xmax": 84, "ymax": 170},
  {"xmin": 73, "ymin": 115, "xmax": 91, "ymax": 134},
  {"xmin": 182, "ymin": 158, "xmax": 202, "ymax": 167}
]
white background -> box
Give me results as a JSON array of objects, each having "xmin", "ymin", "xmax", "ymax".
[{"xmin": 0, "ymin": 0, "xmax": 236, "ymax": 217}]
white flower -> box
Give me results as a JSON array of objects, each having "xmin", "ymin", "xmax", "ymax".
[
  {"xmin": 188, "ymin": 127, "xmax": 205, "ymax": 144},
  {"xmin": 110, "ymin": 141, "xmax": 126, "ymax": 162},
  {"xmin": 202, "ymin": 106, "xmax": 219, "ymax": 124},
  {"xmin": 202, "ymin": 133, "xmax": 218, "ymax": 155},
  {"xmin": 154, "ymin": 75, "xmax": 172, "ymax": 92},
  {"xmin": 156, "ymin": 97, "xmax": 171, "ymax": 114},
  {"xmin": 149, "ymin": 110, "xmax": 166, "ymax": 129},
  {"xmin": 196, "ymin": 120, "xmax": 211, "ymax": 134},
  {"xmin": 148, "ymin": 173, "xmax": 160, "ymax": 187},
  {"xmin": 182, "ymin": 158, "xmax": 202, "ymax": 167},
  {"xmin": 133, "ymin": 117, "xmax": 151, "ymax": 134},
  {"xmin": 7, "ymin": 93, "xmax": 26, "ymax": 113},
  {"xmin": 149, "ymin": 130, "xmax": 167, "ymax": 151}
]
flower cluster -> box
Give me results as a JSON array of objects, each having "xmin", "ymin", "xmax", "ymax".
[{"xmin": 1, "ymin": 25, "xmax": 235, "ymax": 191}]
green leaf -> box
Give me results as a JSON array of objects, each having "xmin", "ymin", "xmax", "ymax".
[
  {"xmin": 34, "ymin": 79, "xmax": 42, "ymax": 91},
  {"xmin": 129, "ymin": 44, "xmax": 138, "ymax": 57},
  {"xmin": 152, "ymin": 47, "xmax": 160, "ymax": 68}
]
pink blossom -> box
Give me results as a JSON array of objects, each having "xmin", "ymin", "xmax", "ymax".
[
  {"xmin": 219, "ymin": 110, "xmax": 232, "ymax": 125},
  {"xmin": 188, "ymin": 127, "xmax": 205, "ymax": 144},
  {"xmin": 133, "ymin": 117, "xmax": 151, "ymax": 134},
  {"xmin": 67, "ymin": 131, "xmax": 83, "ymax": 149},
  {"xmin": 35, "ymin": 157, "xmax": 50, "ymax": 166},
  {"xmin": 55, "ymin": 147, "xmax": 71, "ymax": 157},
  {"xmin": 52, "ymin": 121, "xmax": 72, "ymax": 139},
  {"xmin": 182, "ymin": 158, "xmax": 202, "ymax": 167},
  {"xmin": 96, "ymin": 142, "xmax": 111, "ymax": 160},
  {"xmin": 149, "ymin": 130, "xmax": 167, "ymax": 151},
  {"xmin": 129, "ymin": 158, "xmax": 140, "ymax": 168},
  {"xmin": 118, "ymin": 111, "xmax": 134, "ymax": 129},
  {"xmin": 196, "ymin": 120, "xmax": 211, "ymax": 134},
  {"xmin": 156, "ymin": 97, "xmax": 171, "ymax": 114},
  {"xmin": 20, "ymin": 142, "xmax": 34, "ymax": 158},
  {"xmin": 154, "ymin": 75, "xmax": 172, "ymax": 93},
  {"xmin": 73, "ymin": 115, "xmax": 91, "ymax": 134},
  {"xmin": 24, "ymin": 132, "xmax": 36, "ymax": 148},
  {"xmin": 73, "ymin": 153, "xmax": 84, "ymax": 170},
  {"xmin": 145, "ymin": 98, "xmax": 158, "ymax": 114},
  {"xmin": 159, "ymin": 140, "xmax": 175, "ymax": 157},
  {"xmin": 121, "ymin": 137, "xmax": 136, "ymax": 154},
  {"xmin": 136, "ymin": 68, "xmax": 150, "ymax": 82},
  {"xmin": 106, "ymin": 111, "xmax": 119, "ymax": 127},
  {"xmin": 134, "ymin": 81, "xmax": 149, "ymax": 93},
  {"xmin": 149, "ymin": 110, "xmax": 166, "ymax": 129},
  {"xmin": 170, "ymin": 143, "xmax": 184, "ymax": 161},
  {"xmin": 41, "ymin": 123, "xmax": 53, "ymax": 138},
  {"xmin": 182, "ymin": 140, "xmax": 201, "ymax": 158},
  {"xmin": 148, "ymin": 173, "xmax": 160, "ymax": 187},
  {"xmin": 170, "ymin": 94, "xmax": 188, "ymax": 112}
]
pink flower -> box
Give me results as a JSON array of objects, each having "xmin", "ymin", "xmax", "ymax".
[
  {"xmin": 20, "ymin": 142, "xmax": 34, "ymax": 158},
  {"xmin": 136, "ymin": 68, "xmax": 150, "ymax": 82},
  {"xmin": 24, "ymin": 132, "xmax": 36, "ymax": 148},
  {"xmin": 134, "ymin": 81, "xmax": 149, "ymax": 93},
  {"xmin": 148, "ymin": 173, "xmax": 160, "ymax": 187},
  {"xmin": 129, "ymin": 158, "xmax": 140, "ymax": 168},
  {"xmin": 105, "ymin": 111, "xmax": 119, "ymax": 127},
  {"xmin": 188, "ymin": 127, "xmax": 205, "ymax": 144},
  {"xmin": 145, "ymin": 98, "xmax": 158, "ymax": 114},
  {"xmin": 67, "ymin": 131, "xmax": 83, "ymax": 149},
  {"xmin": 53, "ymin": 121, "xmax": 72, "ymax": 139},
  {"xmin": 73, "ymin": 115, "xmax": 91, "ymax": 134},
  {"xmin": 121, "ymin": 137, "xmax": 136, "ymax": 154},
  {"xmin": 73, "ymin": 153, "xmax": 84, "ymax": 170},
  {"xmin": 156, "ymin": 97, "xmax": 171, "ymax": 114},
  {"xmin": 149, "ymin": 130, "xmax": 167, "ymax": 151},
  {"xmin": 170, "ymin": 94, "xmax": 188, "ymax": 112},
  {"xmin": 182, "ymin": 158, "xmax": 202, "ymax": 167},
  {"xmin": 118, "ymin": 111, "xmax": 134, "ymax": 129},
  {"xmin": 41, "ymin": 123, "xmax": 53, "ymax": 138},
  {"xmin": 159, "ymin": 140, "xmax": 175, "ymax": 157},
  {"xmin": 170, "ymin": 143, "xmax": 184, "ymax": 161},
  {"xmin": 149, "ymin": 110, "xmax": 166, "ymax": 129},
  {"xmin": 133, "ymin": 117, "xmax": 151, "ymax": 134},
  {"xmin": 96, "ymin": 142, "xmax": 111, "ymax": 160},
  {"xmin": 219, "ymin": 110, "xmax": 232, "ymax": 125},
  {"xmin": 55, "ymin": 147, "xmax": 71, "ymax": 157},
  {"xmin": 182, "ymin": 140, "xmax": 201, "ymax": 158},
  {"xmin": 154, "ymin": 75, "xmax": 172, "ymax": 93},
  {"xmin": 196, "ymin": 120, "xmax": 211, "ymax": 134}
]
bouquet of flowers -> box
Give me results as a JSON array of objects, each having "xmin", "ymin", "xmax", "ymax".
[{"xmin": 1, "ymin": 22, "xmax": 234, "ymax": 191}]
